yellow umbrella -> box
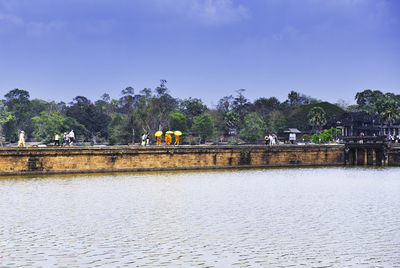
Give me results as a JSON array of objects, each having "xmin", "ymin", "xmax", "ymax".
[
  {"xmin": 174, "ymin": 131, "xmax": 182, "ymax": 136},
  {"xmin": 155, "ymin": 131, "xmax": 163, "ymax": 137},
  {"xmin": 166, "ymin": 131, "xmax": 174, "ymax": 134}
]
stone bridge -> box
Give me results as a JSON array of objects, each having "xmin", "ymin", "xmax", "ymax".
[{"xmin": 343, "ymin": 136, "xmax": 400, "ymax": 166}]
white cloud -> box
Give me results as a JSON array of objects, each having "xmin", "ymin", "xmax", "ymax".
[
  {"xmin": 189, "ymin": 0, "xmax": 249, "ymax": 25},
  {"xmin": 153, "ymin": 0, "xmax": 250, "ymax": 25},
  {"xmin": 0, "ymin": 13, "xmax": 23, "ymax": 25},
  {"xmin": 26, "ymin": 20, "xmax": 64, "ymax": 37}
]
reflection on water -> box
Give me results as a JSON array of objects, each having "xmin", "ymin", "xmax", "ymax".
[{"xmin": 1, "ymin": 167, "xmax": 400, "ymax": 267}]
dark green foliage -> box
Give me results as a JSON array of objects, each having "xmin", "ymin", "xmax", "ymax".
[
  {"xmin": 2, "ymin": 116, "xmax": 18, "ymax": 142},
  {"xmin": 108, "ymin": 114, "xmax": 132, "ymax": 145},
  {"xmin": 4, "ymin": 88, "xmax": 33, "ymax": 138},
  {"xmin": 355, "ymin": 89, "xmax": 384, "ymax": 114},
  {"xmin": 192, "ymin": 114, "xmax": 214, "ymax": 143},
  {"xmin": 2, "ymin": 85, "xmax": 400, "ymax": 146},
  {"xmin": 310, "ymin": 128, "xmax": 342, "ymax": 143},
  {"xmin": 169, "ymin": 111, "xmax": 187, "ymax": 132},
  {"xmin": 252, "ymin": 97, "xmax": 281, "ymax": 115},
  {"xmin": 239, "ymin": 112, "xmax": 265, "ymax": 142},
  {"xmin": 66, "ymin": 96, "xmax": 111, "ymax": 141},
  {"xmin": 354, "ymin": 90, "xmax": 400, "ymax": 123},
  {"xmin": 32, "ymin": 111, "xmax": 89, "ymax": 143},
  {"xmin": 286, "ymin": 91, "xmax": 318, "ymax": 106},
  {"xmin": 265, "ymin": 111, "xmax": 288, "ymax": 133},
  {"xmin": 308, "ymin": 107, "xmax": 327, "ymax": 132},
  {"xmin": 179, "ymin": 98, "xmax": 207, "ymax": 127},
  {"xmin": 287, "ymin": 102, "xmax": 345, "ymax": 131}
]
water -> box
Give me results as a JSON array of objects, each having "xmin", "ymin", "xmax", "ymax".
[{"xmin": 1, "ymin": 167, "xmax": 400, "ymax": 267}]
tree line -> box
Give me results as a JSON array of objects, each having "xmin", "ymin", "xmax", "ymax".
[{"xmin": 1, "ymin": 81, "xmax": 399, "ymax": 145}]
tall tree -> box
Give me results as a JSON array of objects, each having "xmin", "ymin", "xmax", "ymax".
[
  {"xmin": 108, "ymin": 113, "xmax": 132, "ymax": 145},
  {"xmin": 376, "ymin": 93, "xmax": 400, "ymax": 123},
  {"xmin": 179, "ymin": 98, "xmax": 207, "ymax": 128},
  {"xmin": 308, "ymin": 107, "xmax": 327, "ymax": 133},
  {"xmin": 31, "ymin": 111, "xmax": 89, "ymax": 143},
  {"xmin": 169, "ymin": 111, "xmax": 187, "ymax": 133},
  {"xmin": 252, "ymin": 97, "xmax": 281, "ymax": 115},
  {"xmin": 148, "ymin": 80, "xmax": 178, "ymax": 131},
  {"xmin": 232, "ymin": 89, "xmax": 251, "ymax": 125},
  {"xmin": 3, "ymin": 89, "xmax": 33, "ymax": 140},
  {"xmin": 0, "ymin": 100, "xmax": 17, "ymax": 142},
  {"xmin": 66, "ymin": 96, "xmax": 110, "ymax": 141},
  {"xmin": 239, "ymin": 112, "xmax": 265, "ymax": 142},
  {"xmin": 192, "ymin": 114, "xmax": 214, "ymax": 143},
  {"xmin": 355, "ymin": 89, "xmax": 384, "ymax": 114}
]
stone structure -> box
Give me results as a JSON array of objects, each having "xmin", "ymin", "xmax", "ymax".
[
  {"xmin": 343, "ymin": 136, "xmax": 400, "ymax": 166},
  {"xmin": 0, "ymin": 145, "xmax": 344, "ymax": 176},
  {"xmin": 344, "ymin": 136, "xmax": 387, "ymax": 166},
  {"xmin": 332, "ymin": 112, "xmax": 400, "ymax": 138}
]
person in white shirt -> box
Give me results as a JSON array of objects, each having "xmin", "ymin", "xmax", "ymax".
[
  {"xmin": 54, "ymin": 133, "xmax": 60, "ymax": 146},
  {"xmin": 69, "ymin": 130, "xmax": 75, "ymax": 145}
]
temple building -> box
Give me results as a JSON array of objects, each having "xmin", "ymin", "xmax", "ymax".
[{"xmin": 331, "ymin": 112, "xmax": 400, "ymax": 137}]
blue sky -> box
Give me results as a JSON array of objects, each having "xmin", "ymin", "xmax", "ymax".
[{"xmin": 0, "ymin": 0, "xmax": 399, "ymax": 106}]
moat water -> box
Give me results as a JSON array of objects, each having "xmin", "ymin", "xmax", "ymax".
[{"xmin": 1, "ymin": 167, "xmax": 400, "ymax": 267}]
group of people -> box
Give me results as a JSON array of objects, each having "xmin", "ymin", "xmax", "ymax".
[
  {"xmin": 142, "ymin": 131, "xmax": 182, "ymax": 146},
  {"xmin": 54, "ymin": 130, "xmax": 75, "ymax": 146},
  {"xmin": 387, "ymin": 134, "xmax": 400, "ymax": 143},
  {"xmin": 264, "ymin": 134, "xmax": 278, "ymax": 146},
  {"xmin": 17, "ymin": 130, "xmax": 75, "ymax": 148}
]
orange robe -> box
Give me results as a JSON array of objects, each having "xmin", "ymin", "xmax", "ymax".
[
  {"xmin": 174, "ymin": 135, "xmax": 179, "ymax": 145},
  {"xmin": 165, "ymin": 134, "xmax": 172, "ymax": 145}
]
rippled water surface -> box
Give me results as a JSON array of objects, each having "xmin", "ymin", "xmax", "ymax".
[{"xmin": 1, "ymin": 167, "xmax": 400, "ymax": 267}]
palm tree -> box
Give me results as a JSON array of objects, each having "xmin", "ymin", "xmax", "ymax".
[{"xmin": 308, "ymin": 107, "xmax": 327, "ymax": 133}]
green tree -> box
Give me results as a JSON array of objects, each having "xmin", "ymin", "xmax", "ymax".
[
  {"xmin": 355, "ymin": 89, "xmax": 384, "ymax": 114},
  {"xmin": 179, "ymin": 98, "xmax": 207, "ymax": 128},
  {"xmin": 3, "ymin": 89, "xmax": 33, "ymax": 138},
  {"xmin": 287, "ymin": 90, "xmax": 317, "ymax": 107},
  {"xmin": 287, "ymin": 91, "xmax": 300, "ymax": 106},
  {"xmin": 66, "ymin": 96, "xmax": 111, "ymax": 142},
  {"xmin": 31, "ymin": 111, "xmax": 89, "ymax": 143},
  {"xmin": 0, "ymin": 100, "xmax": 17, "ymax": 142},
  {"xmin": 148, "ymin": 80, "xmax": 178, "ymax": 131},
  {"xmin": 308, "ymin": 107, "xmax": 327, "ymax": 133},
  {"xmin": 376, "ymin": 93, "xmax": 400, "ymax": 123},
  {"xmin": 169, "ymin": 111, "xmax": 187, "ymax": 132},
  {"xmin": 287, "ymin": 102, "xmax": 344, "ymax": 131},
  {"xmin": 223, "ymin": 110, "xmax": 240, "ymax": 135},
  {"xmin": 108, "ymin": 113, "xmax": 132, "ymax": 145},
  {"xmin": 232, "ymin": 89, "xmax": 250, "ymax": 125},
  {"xmin": 266, "ymin": 110, "xmax": 287, "ymax": 133},
  {"xmin": 239, "ymin": 112, "xmax": 265, "ymax": 142},
  {"xmin": 192, "ymin": 114, "xmax": 214, "ymax": 143},
  {"xmin": 252, "ymin": 97, "xmax": 281, "ymax": 115},
  {"xmin": 310, "ymin": 128, "xmax": 342, "ymax": 143}
]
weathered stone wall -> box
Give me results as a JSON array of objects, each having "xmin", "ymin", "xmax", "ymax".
[
  {"xmin": 0, "ymin": 145, "xmax": 345, "ymax": 176},
  {"xmin": 388, "ymin": 145, "xmax": 400, "ymax": 166}
]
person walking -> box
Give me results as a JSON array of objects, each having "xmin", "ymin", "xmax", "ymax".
[
  {"xmin": 146, "ymin": 132, "xmax": 150, "ymax": 146},
  {"xmin": 155, "ymin": 131, "xmax": 163, "ymax": 145},
  {"xmin": 62, "ymin": 132, "xmax": 68, "ymax": 146},
  {"xmin": 18, "ymin": 131, "xmax": 25, "ymax": 147},
  {"xmin": 174, "ymin": 131, "xmax": 182, "ymax": 145},
  {"xmin": 54, "ymin": 133, "xmax": 60, "ymax": 146},
  {"xmin": 69, "ymin": 130, "xmax": 75, "ymax": 145},
  {"xmin": 264, "ymin": 135, "xmax": 269, "ymax": 145},
  {"xmin": 165, "ymin": 131, "xmax": 173, "ymax": 145},
  {"xmin": 141, "ymin": 133, "xmax": 147, "ymax": 146}
]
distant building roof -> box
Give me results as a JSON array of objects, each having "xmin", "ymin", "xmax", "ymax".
[{"xmin": 283, "ymin": 128, "xmax": 301, "ymax": 133}]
